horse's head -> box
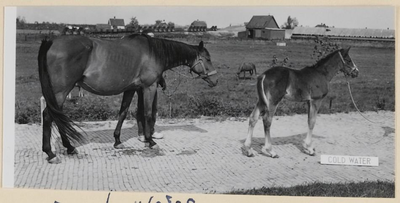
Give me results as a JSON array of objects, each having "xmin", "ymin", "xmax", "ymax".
[
  {"xmin": 190, "ymin": 41, "xmax": 218, "ymax": 87},
  {"xmin": 339, "ymin": 47, "xmax": 359, "ymax": 78}
]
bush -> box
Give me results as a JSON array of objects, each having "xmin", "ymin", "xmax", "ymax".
[
  {"xmin": 63, "ymin": 97, "xmax": 116, "ymax": 122},
  {"xmin": 168, "ymin": 95, "xmax": 253, "ymax": 118},
  {"xmin": 15, "ymin": 102, "xmax": 41, "ymax": 124},
  {"xmin": 187, "ymin": 96, "xmax": 225, "ymax": 117}
]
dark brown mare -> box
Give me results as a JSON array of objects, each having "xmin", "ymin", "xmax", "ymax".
[
  {"xmin": 242, "ymin": 47, "xmax": 358, "ymax": 158},
  {"xmin": 237, "ymin": 62, "xmax": 256, "ymax": 79},
  {"xmin": 38, "ymin": 34, "xmax": 218, "ymax": 163}
]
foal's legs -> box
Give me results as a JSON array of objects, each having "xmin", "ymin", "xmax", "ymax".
[
  {"xmin": 243, "ymin": 101, "xmax": 279, "ymax": 158},
  {"xmin": 260, "ymin": 103, "xmax": 279, "ymax": 158},
  {"xmin": 113, "ymin": 90, "xmax": 136, "ymax": 149},
  {"xmin": 243, "ymin": 102, "xmax": 262, "ymax": 157},
  {"xmin": 303, "ymin": 99, "xmax": 323, "ymax": 156}
]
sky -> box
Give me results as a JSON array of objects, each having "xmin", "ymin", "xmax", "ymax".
[{"xmin": 17, "ymin": 6, "xmax": 395, "ymax": 30}]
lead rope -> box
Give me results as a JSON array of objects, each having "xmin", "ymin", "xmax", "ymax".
[
  {"xmin": 338, "ymin": 51, "xmax": 378, "ymax": 124},
  {"xmin": 347, "ymin": 80, "xmax": 392, "ymax": 145},
  {"xmin": 339, "ymin": 53, "xmax": 392, "ymax": 144},
  {"xmin": 346, "ymin": 80, "xmax": 379, "ymax": 124},
  {"xmin": 345, "ymin": 69, "xmax": 393, "ymax": 145},
  {"xmin": 169, "ymin": 68, "xmax": 196, "ymax": 79}
]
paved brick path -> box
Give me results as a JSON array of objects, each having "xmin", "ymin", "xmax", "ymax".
[{"xmin": 14, "ymin": 111, "xmax": 394, "ymax": 193}]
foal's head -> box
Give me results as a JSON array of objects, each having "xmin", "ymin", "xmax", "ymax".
[
  {"xmin": 190, "ymin": 41, "xmax": 218, "ymax": 87},
  {"xmin": 338, "ymin": 47, "xmax": 359, "ymax": 78}
]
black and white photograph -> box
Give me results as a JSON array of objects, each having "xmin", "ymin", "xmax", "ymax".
[{"xmin": 2, "ymin": 3, "xmax": 396, "ymax": 202}]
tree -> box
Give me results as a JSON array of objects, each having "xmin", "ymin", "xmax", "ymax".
[
  {"xmin": 167, "ymin": 22, "xmax": 175, "ymax": 28},
  {"xmin": 127, "ymin": 17, "xmax": 139, "ymax": 29},
  {"xmin": 155, "ymin": 20, "xmax": 162, "ymax": 26},
  {"xmin": 281, "ymin": 16, "xmax": 299, "ymax": 29},
  {"xmin": 16, "ymin": 16, "xmax": 26, "ymax": 29}
]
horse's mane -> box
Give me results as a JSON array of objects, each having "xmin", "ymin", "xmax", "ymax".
[
  {"xmin": 128, "ymin": 34, "xmax": 200, "ymax": 67},
  {"xmin": 310, "ymin": 48, "xmax": 343, "ymax": 69}
]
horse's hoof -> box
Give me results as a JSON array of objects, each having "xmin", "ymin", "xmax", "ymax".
[
  {"xmin": 67, "ymin": 148, "xmax": 78, "ymax": 155},
  {"xmin": 46, "ymin": 156, "xmax": 61, "ymax": 164},
  {"xmin": 114, "ymin": 143, "xmax": 125, "ymax": 149},
  {"xmin": 261, "ymin": 147, "xmax": 279, "ymax": 158},
  {"xmin": 304, "ymin": 149, "xmax": 316, "ymax": 156},
  {"xmin": 241, "ymin": 146, "xmax": 255, "ymax": 157},
  {"xmin": 150, "ymin": 144, "xmax": 160, "ymax": 150},
  {"xmin": 302, "ymin": 143, "xmax": 315, "ymax": 156}
]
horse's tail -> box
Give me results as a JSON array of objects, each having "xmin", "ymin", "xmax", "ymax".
[
  {"xmin": 38, "ymin": 39, "xmax": 85, "ymax": 143},
  {"xmin": 257, "ymin": 73, "xmax": 269, "ymax": 109}
]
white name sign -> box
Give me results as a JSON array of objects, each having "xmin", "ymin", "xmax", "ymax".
[{"xmin": 320, "ymin": 155, "xmax": 379, "ymax": 166}]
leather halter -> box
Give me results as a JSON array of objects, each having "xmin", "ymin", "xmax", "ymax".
[
  {"xmin": 338, "ymin": 51, "xmax": 358, "ymax": 77},
  {"xmin": 190, "ymin": 58, "xmax": 217, "ymax": 79}
]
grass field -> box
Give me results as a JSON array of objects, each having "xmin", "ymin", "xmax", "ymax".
[
  {"xmin": 15, "ymin": 35, "xmax": 395, "ymax": 123},
  {"xmin": 227, "ymin": 180, "xmax": 394, "ymax": 197}
]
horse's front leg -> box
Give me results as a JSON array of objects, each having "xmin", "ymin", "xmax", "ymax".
[
  {"xmin": 137, "ymin": 84, "xmax": 163, "ymax": 142},
  {"xmin": 303, "ymin": 99, "xmax": 323, "ymax": 156},
  {"xmin": 113, "ymin": 90, "xmax": 135, "ymax": 149},
  {"xmin": 142, "ymin": 84, "xmax": 159, "ymax": 149}
]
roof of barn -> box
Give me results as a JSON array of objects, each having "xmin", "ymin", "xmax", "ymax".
[
  {"xmin": 191, "ymin": 20, "xmax": 207, "ymax": 27},
  {"xmin": 246, "ymin": 15, "xmax": 279, "ymax": 29},
  {"xmin": 109, "ymin": 18, "xmax": 125, "ymax": 26}
]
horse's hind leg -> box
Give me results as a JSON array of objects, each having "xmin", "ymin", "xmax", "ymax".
[
  {"xmin": 113, "ymin": 90, "xmax": 135, "ymax": 149},
  {"xmin": 303, "ymin": 99, "xmax": 323, "ymax": 156},
  {"xmin": 58, "ymin": 116, "xmax": 78, "ymax": 155},
  {"xmin": 56, "ymin": 93, "xmax": 78, "ymax": 155},
  {"xmin": 42, "ymin": 107, "xmax": 61, "ymax": 164},
  {"xmin": 261, "ymin": 103, "xmax": 279, "ymax": 158},
  {"xmin": 243, "ymin": 102, "xmax": 262, "ymax": 157},
  {"xmin": 42, "ymin": 92, "xmax": 75, "ymax": 163}
]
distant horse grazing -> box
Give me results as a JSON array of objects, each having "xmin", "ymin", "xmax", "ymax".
[
  {"xmin": 237, "ymin": 62, "xmax": 256, "ymax": 79},
  {"xmin": 242, "ymin": 48, "xmax": 358, "ymax": 158},
  {"xmin": 38, "ymin": 34, "xmax": 218, "ymax": 163}
]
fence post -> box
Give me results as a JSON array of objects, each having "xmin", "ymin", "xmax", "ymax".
[{"xmin": 40, "ymin": 96, "xmax": 46, "ymax": 126}]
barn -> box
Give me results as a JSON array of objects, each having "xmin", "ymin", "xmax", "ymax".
[
  {"xmin": 108, "ymin": 17, "xmax": 125, "ymax": 30},
  {"xmin": 291, "ymin": 27, "xmax": 395, "ymax": 41},
  {"xmin": 241, "ymin": 15, "xmax": 285, "ymax": 40},
  {"xmin": 189, "ymin": 20, "xmax": 207, "ymax": 32}
]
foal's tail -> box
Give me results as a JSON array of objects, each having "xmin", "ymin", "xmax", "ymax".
[
  {"xmin": 38, "ymin": 39, "xmax": 84, "ymax": 143},
  {"xmin": 256, "ymin": 74, "xmax": 269, "ymax": 109}
]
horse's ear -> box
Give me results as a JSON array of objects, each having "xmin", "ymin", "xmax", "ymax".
[{"xmin": 199, "ymin": 41, "xmax": 204, "ymax": 50}]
